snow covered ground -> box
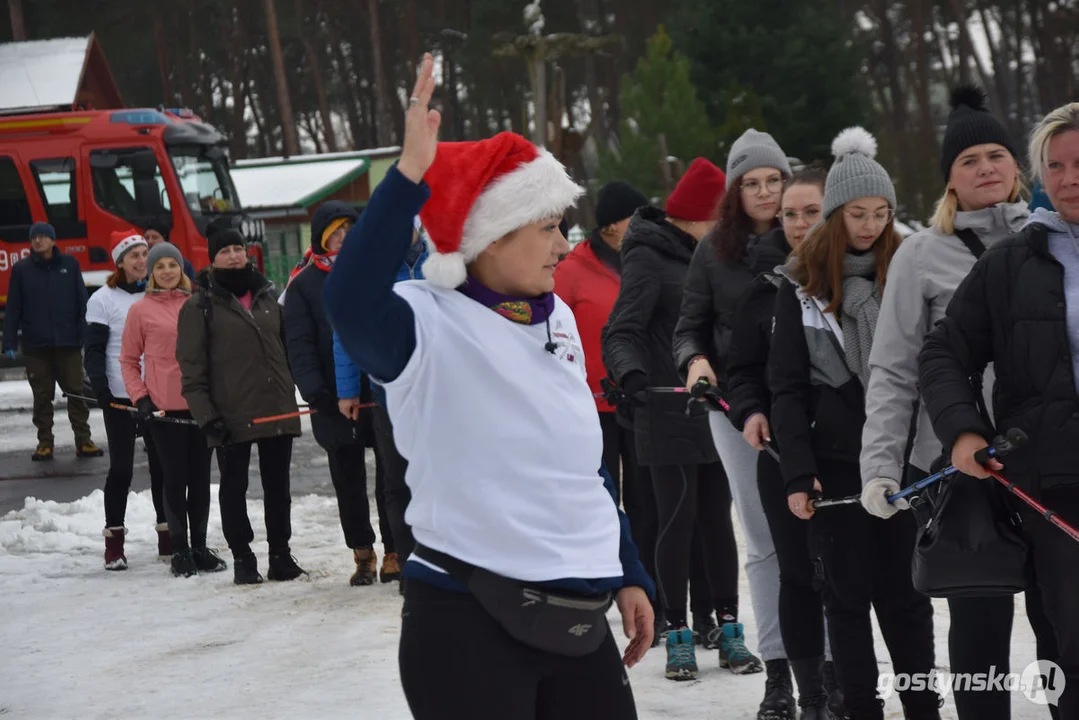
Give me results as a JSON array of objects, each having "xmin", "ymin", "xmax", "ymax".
[{"xmin": 0, "ymin": 381, "xmax": 1052, "ymax": 719}]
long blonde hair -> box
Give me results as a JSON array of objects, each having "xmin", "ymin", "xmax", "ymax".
[{"xmin": 929, "ymin": 176, "xmax": 1024, "ymax": 235}]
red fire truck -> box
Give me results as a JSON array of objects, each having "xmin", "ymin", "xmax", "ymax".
[{"xmin": 0, "ymin": 107, "xmax": 263, "ymax": 310}]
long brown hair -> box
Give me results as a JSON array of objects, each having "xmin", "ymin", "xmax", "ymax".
[
  {"xmin": 711, "ymin": 188, "xmax": 775, "ymax": 262},
  {"xmin": 786, "ymin": 211, "xmax": 902, "ymax": 314},
  {"xmin": 105, "ymin": 267, "xmax": 134, "ymax": 288}
]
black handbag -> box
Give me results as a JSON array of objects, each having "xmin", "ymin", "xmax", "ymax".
[{"xmin": 910, "ymin": 371, "xmax": 1034, "ymax": 597}]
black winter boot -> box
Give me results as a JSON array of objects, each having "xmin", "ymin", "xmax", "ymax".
[
  {"xmin": 193, "ymin": 546, "xmax": 228, "ymax": 573},
  {"xmin": 758, "ymin": 659, "xmax": 796, "ymax": 720},
  {"xmin": 692, "ymin": 612, "xmax": 719, "ymax": 648},
  {"xmin": 233, "ymin": 552, "xmax": 263, "ymax": 585},
  {"xmin": 171, "ymin": 549, "xmax": 198, "ymax": 578},
  {"xmin": 267, "ymin": 552, "xmax": 307, "ymax": 581}
]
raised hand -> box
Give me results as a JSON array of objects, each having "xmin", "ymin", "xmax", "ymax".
[{"xmin": 397, "ymin": 53, "xmax": 442, "ymax": 184}]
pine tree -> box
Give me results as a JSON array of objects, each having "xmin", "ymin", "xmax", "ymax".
[{"xmin": 596, "ymin": 26, "xmax": 718, "ymax": 202}]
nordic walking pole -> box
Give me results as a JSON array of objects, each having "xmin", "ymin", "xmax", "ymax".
[
  {"xmin": 811, "ymin": 429, "xmax": 1029, "ymax": 510},
  {"xmin": 62, "ymin": 391, "xmax": 197, "ymax": 425}
]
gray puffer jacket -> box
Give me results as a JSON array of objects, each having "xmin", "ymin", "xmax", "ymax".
[{"xmin": 860, "ymin": 201, "xmax": 1029, "ymax": 484}]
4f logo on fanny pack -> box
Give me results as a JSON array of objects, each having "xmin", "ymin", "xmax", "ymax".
[{"xmin": 567, "ymin": 623, "xmax": 593, "ymax": 636}]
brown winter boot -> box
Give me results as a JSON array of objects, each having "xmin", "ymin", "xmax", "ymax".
[
  {"xmin": 155, "ymin": 523, "xmax": 172, "ymax": 558},
  {"xmin": 76, "ymin": 440, "xmax": 104, "ymax": 458},
  {"xmin": 103, "ymin": 527, "xmax": 127, "ymax": 570},
  {"xmin": 380, "ymin": 552, "xmax": 401, "ymax": 583},
  {"xmin": 349, "ymin": 547, "xmax": 377, "ymax": 586}
]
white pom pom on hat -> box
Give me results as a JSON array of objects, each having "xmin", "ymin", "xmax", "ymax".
[
  {"xmin": 831, "ymin": 126, "xmax": 878, "ymax": 159},
  {"xmin": 823, "ymin": 126, "xmax": 896, "ymax": 218},
  {"xmin": 418, "ymin": 132, "xmax": 584, "ymax": 289}
]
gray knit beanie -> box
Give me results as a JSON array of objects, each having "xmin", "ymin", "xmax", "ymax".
[
  {"xmin": 147, "ymin": 241, "xmax": 184, "ymax": 273},
  {"xmin": 822, "ymin": 127, "xmax": 897, "ymax": 219},
  {"xmin": 725, "ymin": 129, "xmax": 793, "ymax": 190}
]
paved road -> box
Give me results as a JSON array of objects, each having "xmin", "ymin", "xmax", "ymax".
[{"xmin": 0, "ymin": 428, "xmax": 377, "ymax": 517}]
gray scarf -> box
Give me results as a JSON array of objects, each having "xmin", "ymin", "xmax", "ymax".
[{"xmin": 840, "ymin": 251, "xmax": 880, "ymax": 388}]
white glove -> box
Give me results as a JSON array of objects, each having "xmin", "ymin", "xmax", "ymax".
[{"xmin": 861, "ymin": 477, "xmax": 909, "ymax": 519}]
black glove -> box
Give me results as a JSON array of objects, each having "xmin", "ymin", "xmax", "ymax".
[
  {"xmin": 620, "ymin": 372, "xmax": 649, "ymax": 406},
  {"xmin": 135, "ymin": 395, "xmax": 158, "ymax": 422},
  {"xmin": 202, "ymin": 418, "xmax": 231, "ymax": 445},
  {"xmin": 96, "ymin": 391, "xmax": 115, "ymax": 410}
]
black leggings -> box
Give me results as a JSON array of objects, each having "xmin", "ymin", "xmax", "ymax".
[
  {"xmin": 758, "ymin": 451, "xmax": 825, "ymax": 661},
  {"xmin": 148, "ymin": 414, "xmax": 211, "ymax": 550},
  {"xmin": 371, "ymin": 405, "xmax": 412, "ymax": 560},
  {"xmin": 400, "ymin": 580, "xmax": 637, "ymax": 720},
  {"xmin": 813, "ymin": 459, "xmax": 937, "ymax": 718},
  {"xmin": 102, "ymin": 402, "xmax": 165, "ymax": 528},
  {"xmin": 650, "ymin": 462, "xmax": 738, "ymax": 627},
  {"xmin": 216, "ymin": 435, "xmax": 294, "ymax": 556}
]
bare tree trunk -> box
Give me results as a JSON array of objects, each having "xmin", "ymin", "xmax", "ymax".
[
  {"xmin": 530, "ymin": 49, "xmax": 548, "ymax": 147},
  {"xmin": 8, "ymin": 0, "xmax": 26, "ymax": 41},
  {"xmin": 365, "ymin": 0, "xmax": 394, "ymax": 146},
  {"xmin": 152, "ymin": 4, "xmax": 175, "ymax": 103},
  {"xmin": 302, "ymin": 112, "xmax": 325, "ymax": 153},
  {"xmin": 324, "ymin": 21, "xmax": 364, "ymax": 148},
  {"xmin": 246, "ymin": 82, "xmax": 272, "ymax": 156},
  {"xmin": 910, "ymin": 0, "xmax": 941, "ymax": 217},
  {"xmin": 574, "ymin": 0, "xmax": 608, "ymax": 148},
  {"xmin": 222, "ymin": 5, "xmax": 250, "ymax": 159},
  {"xmin": 294, "ymin": 0, "xmax": 338, "ymax": 152},
  {"xmin": 263, "ymin": 0, "xmax": 301, "ymax": 156}
]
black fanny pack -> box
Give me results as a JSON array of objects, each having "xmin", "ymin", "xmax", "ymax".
[{"xmin": 412, "ymin": 543, "xmax": 612, "ymax": 657}]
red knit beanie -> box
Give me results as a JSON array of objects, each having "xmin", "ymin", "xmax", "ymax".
[{"xmin": 665, "ymin": 158, "xmax": 727, "ymax": 222}]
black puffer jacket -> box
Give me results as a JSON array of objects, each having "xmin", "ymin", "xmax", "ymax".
[
  {"xmin": 724, "ymin": 232, "xmax": 792, "ymax": 429},
  {"xmin": 673, "ymin": 227, "xmax": 787, "ymax": 384},
  {"xmin": 602, "ymin": 206, "xmax": 718, "ymax": 466},
  {"xmin": 919, "ymin": 222, "xmax": 1079, "ymax": 495},
  {"xmin": 283, "ymin": 264, "xmax": 355, "ymax": 450}
]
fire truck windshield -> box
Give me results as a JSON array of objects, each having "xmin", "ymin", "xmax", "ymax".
[{"xmin": 168, "ymin": 145, "xmax": 241, "ymax": 214}]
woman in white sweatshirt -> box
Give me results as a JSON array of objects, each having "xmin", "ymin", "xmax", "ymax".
[{"xmin": 860, "ymin": 86, "xmax": 1058, "ymax": 720}]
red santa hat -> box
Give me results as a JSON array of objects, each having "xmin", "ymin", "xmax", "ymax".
[
  {"xmin": 419, "ymin": 132, "xmax": 584, "ymax": 289},
  {"xmin": 110, "ymin": 230, "xmax": 147, "ymax": 266}
]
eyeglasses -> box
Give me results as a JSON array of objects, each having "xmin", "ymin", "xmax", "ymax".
[
  {"xmin": 740, "ymin": 176, "xmax": 784, "ymax": 195},
  {"xmin": 781, "ymin": 208, "xmax": 821, "ymax": 225},
  {"xmin": 844, "ymin": 208, "xmax": 894, "ymax": 227}
]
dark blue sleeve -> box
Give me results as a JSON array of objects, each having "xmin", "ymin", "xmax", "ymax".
[
  {"xmin": 324, "ymin": 166, "xmax": 430, "ymax": 383},
  {"xmin": 600, "ymin": 463, "xmax": 656, "ymax": 599},
  {"xmin": 184, "ymin": 259, "xmax": 196, "ymax": 282}
]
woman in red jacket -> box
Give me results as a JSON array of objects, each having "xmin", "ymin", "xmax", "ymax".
[{"xmin": 121, "ymin": 242, "xmax": 226, "ymax": 578}]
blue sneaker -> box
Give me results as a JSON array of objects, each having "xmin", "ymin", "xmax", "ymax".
[
  {"xmin": 665, "ymin": 627, "xmax": 698, "ymax": 681},
  {"xmin": 713, "ymin": 622, "xmax": 763, "ymax": 675}
]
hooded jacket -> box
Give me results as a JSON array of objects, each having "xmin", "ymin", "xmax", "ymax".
[
  {"xmin": 176, "ymin": 268, "xmax": 300, "ymax": 446},
  {"xmin": 554, "ymin": 232, "xmax": 621, "ymax": 412},
  {"xmin": 919, "ymin": 213, "xmax": 1079, "ymax": 495},
  {"xmin": 673, "ymin": 226, "xmax": 785, "ymax": 385},
  {"xmin": 860, "ymin": 201, "xmax": 1027, "ymax": 485},
  {"xmin": 601, "ymin": 206, "xmax": 718, "ymax": 466},
  {"xmin": 283, "ymin": 200, "xmax": 362, "ymax": 450},
  {"xmin": 310, "ymin": 200, "xmax": 359, "ymax": 254},
  {"xmin": 120, "ymin": 289, "xmax": 191, "ymax": 411}
]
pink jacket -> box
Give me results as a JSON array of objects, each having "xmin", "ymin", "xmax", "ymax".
[{"xmin": 120, "ymin": 290, "xmax": 190, "ymax": 411}]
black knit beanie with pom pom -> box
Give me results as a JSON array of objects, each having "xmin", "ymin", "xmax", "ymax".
[{"xmin": 940, "ymin": 85, "xmax": 1016, "ymax": 179}]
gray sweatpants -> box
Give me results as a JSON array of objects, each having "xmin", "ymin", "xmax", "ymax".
[{"xmin": 708, "ymin": 412, "xmax": 786, "ymax": 661}]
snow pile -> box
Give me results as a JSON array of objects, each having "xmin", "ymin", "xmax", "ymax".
[{"xmin": 0, "ymin": 487, "xmax": 1048, "ymax": 718}]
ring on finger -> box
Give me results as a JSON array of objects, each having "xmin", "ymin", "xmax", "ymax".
[{"xmin": 409, "ymin": 96, "xmax": 420, "ymax": 106}]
